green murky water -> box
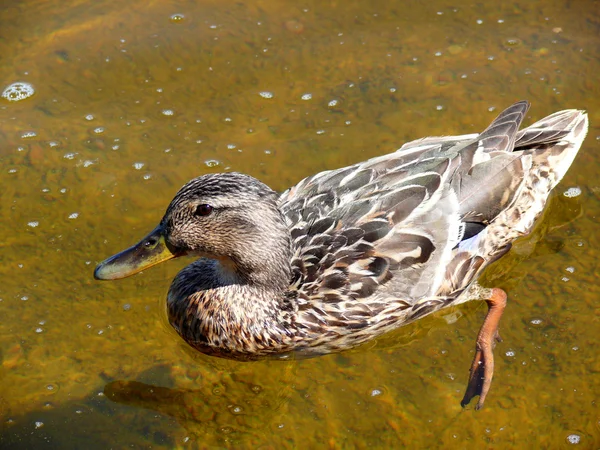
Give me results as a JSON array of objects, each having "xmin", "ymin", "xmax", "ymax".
[{"xmin": 1, "ymin": 0, "xmax": 599, "ymax": 448}]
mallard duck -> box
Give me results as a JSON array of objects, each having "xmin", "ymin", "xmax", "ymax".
[{"xmin": 95, "ymin": 101, "xmax": 588, "ymax": 409}]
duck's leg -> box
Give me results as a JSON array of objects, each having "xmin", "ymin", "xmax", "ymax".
[{"xmin": 461, "ymin": 287, "xmax": 507, "ymax": 410}]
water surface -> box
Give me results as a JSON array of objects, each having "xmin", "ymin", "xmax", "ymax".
[{"xmin": 1, "ymin": 0, "xmax": 599, "ymax": 448}]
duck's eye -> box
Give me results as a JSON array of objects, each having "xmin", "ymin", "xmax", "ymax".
[{"xmin": 194, "ymin": 204, "xmax": 213, "ymax": 217}]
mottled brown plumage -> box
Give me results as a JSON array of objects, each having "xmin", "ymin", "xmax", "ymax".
[{"xmin": 95, "ymin": 101, "xmax": 588, "ymax": 408}]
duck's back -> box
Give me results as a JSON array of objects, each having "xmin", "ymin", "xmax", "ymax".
[{"xmin": 278, "ymin": 101, "xmax": 588, "ymax": 348}]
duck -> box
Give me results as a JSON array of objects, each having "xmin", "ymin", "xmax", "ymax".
[{"xmin": 95, "ymin": 101, "xmax": 588, "ymax": 409}]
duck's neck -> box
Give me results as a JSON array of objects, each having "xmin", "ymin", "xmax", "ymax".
[{"xmin": 167, "ymin": 255, "xmax": 297, "ymax": 358}]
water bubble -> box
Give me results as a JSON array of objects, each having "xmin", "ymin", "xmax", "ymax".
[
  {"xmin": 68, "ymin": 213, "xmax": 79, "ymax": 219},
  {"xmin": 85, "ymin": 114, "xmax": 95, "ymax": 121},
  {"xmin": 133, "ymin": 162, "xmax": 145, "ymax": 170},
  {"xmin": 504, "ymin": 37, "xmax": 522, "ymax": 48},
  {"xmin": 162, "ymin": 109, "xmax": 174, "ymax": 116},
  {"xmin": 301, "ymin": 93, "xmax": 312, "ymax": 100},
  {"xmin": 228, "ymin": 405, "xmax": 243, "ymax": 415},
  {"xmin": 34, "ymin": 421, "xmax": 44, "ymax": 429},
  {"xmin": 371, "ymin": 389, "xmax": 382, "ymax": 396},
  {"xmin": 259, "ymin": 91, "xmax": 274, "ymax": 99},
  {"xmin": 205, "ymin": 159, "xmax": 219, "ymax": 167},
  {"xmin": 563, "ymin": 187, "xmax": 581, "ymax": 198},
  {"xmin": 28, "ymin": 221, "xmax": 39, "ymax": 228},
  {"xmin": 566, "ymin": 434, "xmax": 580, "ymax": 444},
  {"xmin": 2, "ymin": 82, "xmax": 35, "ymax": 102},
  {"xmin": 123, "ymin": 303, "xmax": 131, "ymax": 311},
  {"xmin": 170, "ymin": 13, "xmax": 185, "ymax": 23},
  {"xmin": 21, "ymin": 131, "xmax": 37, "ymax": 139}
]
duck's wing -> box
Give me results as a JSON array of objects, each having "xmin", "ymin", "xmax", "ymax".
[{"xmin": 278, "ymin": 101, "xmax": 588, "ymax": 329}]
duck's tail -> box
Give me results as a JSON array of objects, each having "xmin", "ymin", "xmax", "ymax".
[
  {"xmin": 516, "ymin": 107, "xmax": 589, "ymax": 190},
  {"xmin": 453, "ymin": 102, "xmax": 588, "ymax": 262},
  {"xmin": 479, "ymin": 104, "xmax": 588, "ymax": 258}
]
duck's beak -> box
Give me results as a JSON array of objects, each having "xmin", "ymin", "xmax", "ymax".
[{"xmin": 94, "ymin": 225, "xmax": 178, "ymax": 280}]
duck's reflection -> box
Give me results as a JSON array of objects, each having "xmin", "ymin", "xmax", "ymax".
[{"xmin": 104, "ymin": 357, "xmax": 296, "ymax": 444}]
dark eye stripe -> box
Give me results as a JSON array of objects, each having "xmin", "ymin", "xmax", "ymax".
[{"xmin": 194, "ymin": 204, "xmax": 213, "ymax": 216}]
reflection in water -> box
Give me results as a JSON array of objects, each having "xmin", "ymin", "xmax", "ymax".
[
  {"xmin": 480, "ymin": 188, "xmax": 583, "ymax": 287},
  {"xmin": 105, "ymin": 360, "xmax": 296, "ymax": 446}
]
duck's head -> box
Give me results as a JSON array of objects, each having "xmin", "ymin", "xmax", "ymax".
[{"xmin": 94, "ymin": 172, "xmax": 292, "ymax": 288}]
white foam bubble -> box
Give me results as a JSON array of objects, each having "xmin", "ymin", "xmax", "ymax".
[
  {"xmin": 563, "ymin": 187, "xmax": 581, "ymax": 198},
  {"xmin": 2, "ymin": 82, "xmax": 35, "ymax": 102}
]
